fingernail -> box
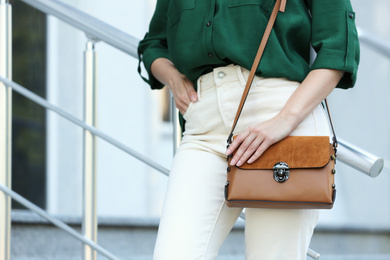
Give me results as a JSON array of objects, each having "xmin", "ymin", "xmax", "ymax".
[
  {"xmin": 190, "ymin": 95, "xmax": 197, "ymax": 102},
  {"xmin": 226, "ymin": 148, "xmax": 231, "ymax": 155},
  {"xmin": 247, "ymin": 158, "xmax": 253, "ymax": 164},
  {"xmin": 230, "ymin": 159, "xmax": 236, "ymax": 166},
  {"xmin": 237, "ymin": 160, "xmax": 242, "ymax": 166}
]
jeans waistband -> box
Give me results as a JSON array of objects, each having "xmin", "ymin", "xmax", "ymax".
[
  {"xmin": 197, "ymin": 65, "xmax": 254, "ymax": 100},
  {"xmin": 196, "ymin": 64, "xmax": 301, "ymax": 100}
]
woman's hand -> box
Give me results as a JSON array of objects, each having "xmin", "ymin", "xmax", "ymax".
[
  {"xmin": 151, "ymin": 58, "xmax": 198, "ymax": 114},
  {"xmin": 167, "ymin": 73, "xmax": 197, "ymax": 115},
  {"xmin": 226, "ymin": 114, "xmax": 295, "ymax": 167},
  {"xmin": 226, "ymin": 69, "xmax": 344, "ymax": 167}
]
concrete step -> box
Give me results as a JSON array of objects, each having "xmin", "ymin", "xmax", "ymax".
[
  {"xmin": 10, "ymin": 211, "xmax": 390, "ymax": 260},
  {"xmin": 11, "ymin": 224, "xmax": 244, "ymax": 260},
  {"xmin": 11, "ymin": 211, "xmax": 246, "ymax": 260}
]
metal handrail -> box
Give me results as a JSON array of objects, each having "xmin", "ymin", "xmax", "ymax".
[
  {"xmin": 0, "ymin": 76, "xmax": 170, "ymax": 176},
  {"xmin": 19, "ymin": 0, "xmax": 138, "ymax": 58},
  {"xmin": 0, "ymin": 183, "xmax": 119, "ymax": 260},
  {"xmin": 0, "ymin": 1, "xmax": 12, "ymax": 258},
  {"xmin": 338, "ymin": 139, "xmax": 385, "ymax": 178}
]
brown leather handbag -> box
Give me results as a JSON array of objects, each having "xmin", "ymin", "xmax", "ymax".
[{"xmin": 224, "ymin": 0, "xmax": 337, "ymax": 209}]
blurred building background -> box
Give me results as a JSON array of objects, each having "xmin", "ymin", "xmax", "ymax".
[{"xmin": 3, "ymin": 0, "xmax": 390, "ymax": 259}]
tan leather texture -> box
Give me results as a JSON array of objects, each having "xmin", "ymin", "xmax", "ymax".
[{"xmin": 225, "ymin": 138, "xmax": 336, "ymax": 209}]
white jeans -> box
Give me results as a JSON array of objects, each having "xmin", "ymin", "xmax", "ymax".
[{"xmin": 154, "ymin": 65, "xmax": 331, "ymax": 260}]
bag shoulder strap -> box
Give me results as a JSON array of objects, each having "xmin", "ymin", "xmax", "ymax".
[
  {"xmin": 227, "ymin": 0, "xmax": 286, "ymax": 143},
  {"xmin": 227, "ymin": 0, "xmax": 338, "ymax": 153}
]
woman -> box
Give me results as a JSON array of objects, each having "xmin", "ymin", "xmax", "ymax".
[{"xmin": 138, "ymin": 0, "xmax": 359, "ymax": 259}]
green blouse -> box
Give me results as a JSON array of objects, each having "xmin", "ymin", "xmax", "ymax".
[{"xmin": 138, "ymin": 0, "xmax": 360, "ymax": 90}]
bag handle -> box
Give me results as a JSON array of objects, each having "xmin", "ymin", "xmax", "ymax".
[{"xmin": 227, "ymin": 0, "xmax": 338, "ymax": 154}]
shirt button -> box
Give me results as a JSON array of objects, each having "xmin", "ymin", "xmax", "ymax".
[
  {"xmin": 208, "ymin": 52, "xmax": 213, "ymax": 58},
  {"xmin": 206, "ymin": 21, "xmax": 212, "ymax": 27},
  {"xmin": 348, "ymin": 12, "xmax": 354, "ymax": 18},
  {"xmin": 217, "ymin": 71, "xmax": 226, "ymax": 79}
]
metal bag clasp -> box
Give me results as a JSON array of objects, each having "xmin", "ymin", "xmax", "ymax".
[{"xmin": 273, "ymin": 162, "xmax": 289, "ymax": 183}]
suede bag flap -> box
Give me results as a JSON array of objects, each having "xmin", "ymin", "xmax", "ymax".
[{"xmin": 230, "ymin": 136, "xmax": 331, "ymax": 170}]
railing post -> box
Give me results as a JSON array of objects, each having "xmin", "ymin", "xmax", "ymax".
[
  {"xmin": 0, "ymin": 1, "xmax": 12, "ymax": 260},
  {"xmin": 82, "ymin": 40, "xmax": 98, "ymax": 260},
  {"xmin": 171, "ymin": 94, "xmax": 181, "ymax": 155}
]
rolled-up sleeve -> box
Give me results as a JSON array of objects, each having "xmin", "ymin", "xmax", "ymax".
[
  {"xmin": 309, "ymin": 0, "xmax": 360, "ymax": 89},
  {"xmin": 138, "ymin": 0, "xmax": 171, "ymax": 89}
]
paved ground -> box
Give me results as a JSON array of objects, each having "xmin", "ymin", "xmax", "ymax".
[{"xmin": 10, "ymin": 211, "xmax": 390, "ymax": 260}]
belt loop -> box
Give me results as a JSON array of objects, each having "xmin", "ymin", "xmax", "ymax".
[
  {"xmin": 196, "ymin": 77, "xmax": 201, "ymax": 101},
  {"xmin": 236, "ymin": 65, "xmax": 246, "ymax": 87}
]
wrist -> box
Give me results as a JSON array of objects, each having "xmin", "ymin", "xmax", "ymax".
[
  {"xmin": 167, "ymin": 70, "xmax": 186, "ymax": 88},
  {"xmin": 276, "ymin": 109, "xmax": 301, "ymax": 133},
  {"xmin": 151, "ymin": 58, "xmax": 184, "ymax": 88}
]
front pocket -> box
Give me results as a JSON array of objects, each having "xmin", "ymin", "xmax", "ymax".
[
  {"xmin": 167, "ymin": 0, "xmax": 196, "ymax": 27},
  {"xmin": 228, "ymin": 0, "xmax": 273, "ymax": 10},
  {"xmin": 183, "ymin": 101, "xmax": 195, "ymax": 119}
]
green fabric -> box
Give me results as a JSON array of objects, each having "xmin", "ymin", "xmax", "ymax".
[{"xmin": 138, "ymin": 0, "xmax": 360, "ymax": 90}]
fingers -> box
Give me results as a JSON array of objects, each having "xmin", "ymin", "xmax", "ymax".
[
  {"xmin": 229, "ymin": 134, "xmax": 257, "ymax": 166},
  {"xmin": 229, "ymin": 138, "xmax": 272, "ymax": 167},
  {"xmin": 186, "ymin": 83, "xmax": 198, "ymax": 102},
  {"xmin": 170, "ymin": 76, "xmax": 198, "ymax": 114},
  {"xmin": 174, "ymin": 91, "xmax": 191, "ymax": 115},
  {"xmin": 167, "ymin": 76, "xmax": 198, "ymax": 114},
  {"xmin": 226, "ymin": 126, "xmax": 275, "ymax": 167},
  {"xmin": 247, "ymin": 140, "xmax": 271, "ymax": 164},
  {"xmin": 225, "ymin": 130, "xmax": 249, "ymax": 157}
]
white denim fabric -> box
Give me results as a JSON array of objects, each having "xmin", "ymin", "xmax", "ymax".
[{"xmin": 153, "ymin": 65, "xmax": 331, "ymax": 260}]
